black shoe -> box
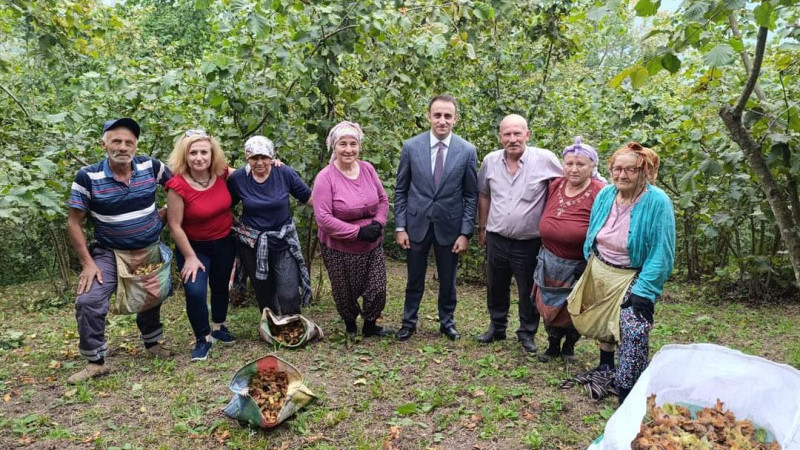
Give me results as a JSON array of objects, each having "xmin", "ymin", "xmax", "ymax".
[
  {"xmin": 395, "ymin": 326, "xmax": 415, "ymax": 341},
  {"xmin": 363, "ymin": 320, "xmax": 392, "ymax": 338},
  {"xmin": 345, "ymin": 319, "xmax": 358, "ymax": 339},
  {"xmin": 538, "ymin": 337, "xmax": 561, "ymax": 362},
  {"xmin": 439, "ymin": 325, "xmax": 460, "ymax": 341},
  {"xmin": 519, "ymin": 336, "xmax": 538, "ymax": 353},
  {"xmin": 475, "ymin": 329, "xmax": 506, "ymax": 343}
]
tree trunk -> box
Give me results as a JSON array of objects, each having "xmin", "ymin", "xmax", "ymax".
[{"xmin": 719, "ymin": 106, "xmax": 800, "ymax": 287}]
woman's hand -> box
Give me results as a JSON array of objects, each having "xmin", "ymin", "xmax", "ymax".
[{"xmin": 180, "ymin": 255, "xmax": 206, "ymax": 283}]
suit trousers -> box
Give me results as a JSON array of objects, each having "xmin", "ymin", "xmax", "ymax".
[
  {"xmin": 402, "ymin": 223, "xmax": 460, "ymax": 329},
  {"xmin": 485, "ymin": 232, "xmax": 541, "ymax": 338}
]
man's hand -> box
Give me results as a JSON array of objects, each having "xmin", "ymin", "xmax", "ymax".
[
  {"xmin": 477, "ymin": 229, "xmax": 486, "ymax": 248},
  {"xmin": 452, "ymin": 235, "xmax": 469, "ymax": 254},
  {"xmin": 272, "ymin": 159, "xmax": 284, "ymax": 167},
  {"xmin": 158, "ymin": 206, "xmax": 167, "ymax": 221},
  {"xmin": 180, "ymin": 255, "xmax": 206, "ymax": 283},
  {"xmin": 77, "ymin": 261, "xmax": 103, "ymax": 295},
  {"xmin": 396, "ymin": 231, "xmax": 410, "ymax": 249}
]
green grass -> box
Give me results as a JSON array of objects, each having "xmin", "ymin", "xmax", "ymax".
[{"xmin": 1, "ymin": 259, "xmax": 799, "ymax": 449}]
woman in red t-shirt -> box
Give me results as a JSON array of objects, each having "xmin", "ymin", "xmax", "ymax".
[
  {"xmin": 166, "ymin": 130, "xmax": 236, "ymax": 361},
  {"xmin": 534, "ymin": 137, "xmax": 605, "ymax": 363}
]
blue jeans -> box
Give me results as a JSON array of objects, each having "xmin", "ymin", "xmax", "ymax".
[{"xmin": 176, "ymin": 234, "xmax": 236, "ymax": 340}]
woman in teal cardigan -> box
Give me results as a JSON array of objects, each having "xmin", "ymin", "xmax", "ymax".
[{"xmin": 578, "ymin": 142, "xmax": 675, "ymax": 404}]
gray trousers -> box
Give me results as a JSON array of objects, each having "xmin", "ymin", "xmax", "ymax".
[{"xmin": 75, "ymin": 246, "xmax": 163, "ymax": 362}]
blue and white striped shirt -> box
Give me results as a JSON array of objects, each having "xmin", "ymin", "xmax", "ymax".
[{"xmin": 69, "ymin": 156, "xmax": 172, "ymax": 250}]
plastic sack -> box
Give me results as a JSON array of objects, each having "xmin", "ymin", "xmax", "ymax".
[
  {"xmin": 588, "ymin": 343, "xmax": 800, "ymax": 450},
  {"xmin": 259, "ymin": 308, "xmax": 323, "ymax": 348},
  {"xmin": 567, "ymin": 255, "xmax": 635, "ymax": 343},
  {"xmin": 223, "ymin": 354, "xmax": 315, "ymax": 428},
  {"xmin": 112, "ymin": 242, "xmax": 173, "ymax": 315}
]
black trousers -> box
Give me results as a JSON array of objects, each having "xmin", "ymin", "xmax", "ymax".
[{"xmin": 485, "ymin": 232, "xmax": 541, "ymax": 338}]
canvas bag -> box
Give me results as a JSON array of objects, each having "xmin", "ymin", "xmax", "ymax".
[
  {"xmin": 587, "ymin": 343, "xmax": 800, "ymax": 450},
  {"xmin": 223, "ymin": 354, "xmax": 315, "ymax": 429},
  {"xmin": 259, "ymin": 308, "xmax": 324, "ymax": 348},
  {"xmin": 112, "ymin": 242, "xmax": 173, "ymax": 315},
  {"xmin": 567, "ymin": 254, "xmax": 636, "ymax": 343}
]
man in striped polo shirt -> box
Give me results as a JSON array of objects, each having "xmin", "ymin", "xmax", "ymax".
[{"xmin": 66, "ymin": 118, "xmax": 173, "ymax": 384}]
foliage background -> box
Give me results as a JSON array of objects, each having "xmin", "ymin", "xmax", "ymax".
[{"xmin": 1, "ymin": 0, "xmax": 799, "ymax": 299}]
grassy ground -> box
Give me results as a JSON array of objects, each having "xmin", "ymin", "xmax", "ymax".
[{"xmin": 1, "ymin": 258, "xmax": 799, "ymax": 450}]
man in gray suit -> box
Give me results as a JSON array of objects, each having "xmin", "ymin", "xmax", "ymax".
[{"xmin": 394, "ymin": 94, "xmax": 479, "ymax": 341}]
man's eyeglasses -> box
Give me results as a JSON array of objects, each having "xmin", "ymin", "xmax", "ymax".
[
  {"xmin": 184, "ymin": 129, "xmax": 209, "ymax": 138},
  {"xmin": 610, "ymin": 166, "xmax": 639, "ymax": 175}
]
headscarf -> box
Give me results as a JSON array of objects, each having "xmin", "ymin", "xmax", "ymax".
[
  {"xmin": 562, "ymin": 136, "xmax": 604, "ymax": 181},
  {"xmin": 326, "ymin": 121, "xmax": 364, "ymax": 163},
  {"xmin": 244, "ymin": 135, "xmax": 275, "ymax": 159}
]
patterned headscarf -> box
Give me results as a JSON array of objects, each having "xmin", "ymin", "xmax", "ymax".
[
  {"xmin": 326, "ymin": 121, "xmax": 364, "ymax": 162},
  {"xmin": 244, "ymin": 135, "xmax": 275, "ymax": 159},
  {"xmin": 562, "ymin": 136, "xmax": 604, "ymax": 181}
]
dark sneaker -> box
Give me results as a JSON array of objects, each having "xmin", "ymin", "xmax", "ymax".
[
  {"xmin": 191, "ymin": 339, "xmax": 212, "ymax": 361},
  {"xmin": 210, "ymin": 325, "xmax": 236, "ymax": 345}
]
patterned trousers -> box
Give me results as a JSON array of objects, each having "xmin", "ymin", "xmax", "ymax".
[{"xmin": 320, "ymin": 244, "xmax": 387, "ymax": 322}]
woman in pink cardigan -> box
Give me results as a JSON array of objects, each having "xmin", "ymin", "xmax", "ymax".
[{"xmin": 312, "ymin": 121, "xmax": 391, "ymax": 338}]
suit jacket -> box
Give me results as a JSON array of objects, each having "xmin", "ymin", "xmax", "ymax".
[{"xmin": 394, "ymin": 132, "xmax": 479, "ymax": 245}]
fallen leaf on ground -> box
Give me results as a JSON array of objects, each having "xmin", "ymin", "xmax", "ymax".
[
  {"xmin": 213, "ymin": 429, "xmax": 231, "ymax": 444},
  {"xmin": 353, "ymin": 378, "xmax": 367, "ymax": 386},
  {"xmin": 48, "ymin": 360, "xmax": 61, "ymax": 369},
  {"xmin": 471, "ymin": 389, "xmax": 485, "ymax": 398},
  {"xmin": 18, "ymin": 436, "xmax": 35, "ymax": 445},
  {"xmin": 81, "ymin": 431, "xmax": 101, "ymax": 443}
]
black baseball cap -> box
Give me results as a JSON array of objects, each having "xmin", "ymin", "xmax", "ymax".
[{"xmin": 102, "ymin": 118, "xmax": 140, "ymax": 138}]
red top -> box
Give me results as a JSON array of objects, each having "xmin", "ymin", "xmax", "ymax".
[
  {"xmin": 539, "ymin": 177, "xmax": 606, "ymax": 260},
  {"xmin": 165, "ymin": 169, "xmax": 233, "ymax": 241}
]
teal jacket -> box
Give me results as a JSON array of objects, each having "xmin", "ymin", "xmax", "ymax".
[{"xmin": 583, "ymin": 184, "xmax": 676, "ymax": 302}]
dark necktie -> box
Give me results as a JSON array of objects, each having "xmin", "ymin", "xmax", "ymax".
[{"xmin": 433, "ymin": 141, "xmax": 445, "ymax": 186}]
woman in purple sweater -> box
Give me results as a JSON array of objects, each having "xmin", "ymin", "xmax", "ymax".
[{"xmin": 312, "ymin": 121, "xmax": 391, "ymax": 338}]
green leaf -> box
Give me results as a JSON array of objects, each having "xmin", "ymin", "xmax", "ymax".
[
  {"xmin": 634, "ymin": 0, "xmax": 660, "ymax": 17},
  {"xmin": 630, "ymin": 66, "xmax": 649, "ymax": 89},
  {"xmin": 703, "ymin": 44, "xmax": 735, "ymax": 67},
  {"xmin": 662, "ymin": 52, "xmax": 681, "ymax": 74},
  {"xmin": 729, "ymin": 37, "xmax": 744, "ymax": 53},
  {"xmin": 352, "ymin": 95, "xmax": 373, "ymax": 112},
  {"xmin": 753, "ymin": 3, "xmax": 773, "ymax": 28},
  {"xmin": 466, "ymin": 43, "xmax": 476, "ymax": 60},
  {"xmin": 586, "ymin": 6, "xmax": 607, "ymax": 21},
  {"xmin": 645, "ymin": 56, "xmax": 663, "ymax": 75},
  {"xmin": 45, "ymin": 112, "xmax": 68, "ymax": 123},
  {"xmin": 609, "ymin": 67, "xmax": 632, "ymax": 88},
  {"xmin": 473, "ymin": 2, "xmax": 495, "ymax": 20},
  {"xmin": 683, "ymin": 1, "xmax": 711, "ymax": 23},
  {"xmin": 247, "ymin": 12, "xmax": 270, "ymax": 37},
  {"xmin": 396, "ymin": 403, "xmax": 417, "ymax": 415}
]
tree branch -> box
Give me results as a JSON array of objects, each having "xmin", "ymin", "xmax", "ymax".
[
  {"xmin": 733, "ymin": 26, "xmax": 768, "ymax": 116},
  {"xmin": 243, "ymin": 23, "xmax": 359, "ymax": 138},
  {"xmin": 728, "ymin": 14, "xmax": 766, "ymax": 103},
  {"xmin": 0, "ymin": 83, "xmax": 32, "ymax": 121}
]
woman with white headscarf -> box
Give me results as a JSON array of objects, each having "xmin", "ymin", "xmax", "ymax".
[
  {"xmin": 312, "ymin": 121, "xmax": 391, "ymax": 338},
  {"xmin": 228, "ymin": 136, "xmax": 313, "ymax": 318}
]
